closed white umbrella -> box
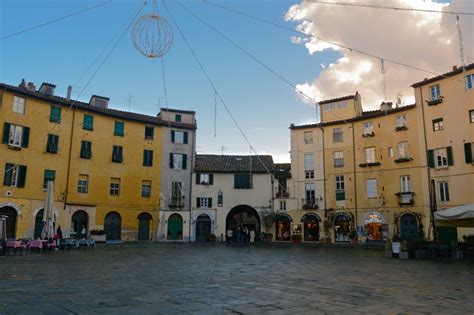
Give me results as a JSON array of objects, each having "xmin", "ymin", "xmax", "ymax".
[
  {"xmin": 41, "ymin": 181, "xmax": 55, "ymax": 239},
  {"xmin": 434, "ymin": 204, "xmax": 474, "ymax": 227}
]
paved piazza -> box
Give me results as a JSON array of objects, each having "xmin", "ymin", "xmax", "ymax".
[{"xmin": 0, "ymin": 243, "xmax": 473, "ymax": 314}]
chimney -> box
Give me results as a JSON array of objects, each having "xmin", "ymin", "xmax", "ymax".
[
  {"xmin": 89, "ymin": 95, "xmax": 109, "ymax": 109},
  {"xmin": 26, "ymin": 82, "xmax": 36, "ymax": 92},
  {"xmin": 380, "ymin": 101, "xmax": 392, "ymax": 112},
  {"xmin": 39, "ymin": 82, "xmax": 56, "ymax": 96},
  {"xmin": 19, "ymin": 79, "xmax": 26, "ymax": 89},
  {"xmin": 66, "ymin": 85, "xmax": 72, "ymax": 100},
  {"xmin": 452, "ymin": 65, "xmax": 458, "ymax": 71}
]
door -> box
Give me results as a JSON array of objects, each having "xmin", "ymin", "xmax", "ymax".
[
  {"xmin": 137, "ymin": 213, "xmax": 152, "ymax": 240},
  {"xmin": 34, "ymin": 209, "xmax": 44, "ymax": 239},
  {"xmin": 167, "ymin": 214, "xmax": 183, "ymax": 240},
  {"xmin": 400, "ymin": 214, "xmax": 418, "ymax": 240},
  {"xmin": 0, "ymin": 207, "xmax": 17, "ymax": 239},
  {"xmin": 196, "ymin": 214, "xmax": 211, "ymax": 242},
  {"xmin": 104, "ymin": 212, "xmax": 121, "ymax": 240},
  {"xmin": 71, "ymin": 210, "xmax": 88, "ymax": 239}
]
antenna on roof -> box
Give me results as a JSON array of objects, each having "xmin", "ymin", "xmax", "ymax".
[
  {"xmin": 380, "ymin": 59, "xmax": 387, "ymax": 101},
  {"xmin": 221, "ymin": 146, "xmax": 229, "ymax": 155},
  {"xmin": 128, "ymin": 93, "xmax": 135, "ymax": 111}
]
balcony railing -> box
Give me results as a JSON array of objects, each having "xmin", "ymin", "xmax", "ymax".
[
  {"xmin": 302, "ymin": 198, "xmax": 318, "ymax": 210},
  {"xmin": 276, "ymin": 190, "xmax": 290, "ymax": 198},
  {"xmin": 395, "ymin": 192, "xmax": 415, "ymax": 206},
  {"xmin": 169, "ymin": 197, "xmax": 185, "ymax": 208}
]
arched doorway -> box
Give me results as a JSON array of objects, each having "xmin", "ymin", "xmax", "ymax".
[
  {"xmin": 400, "ymin": 213, "xmax": 418, "ymax": 241},
  {"xmin": 274, "ymin": 214, "xmax": 292, "ymax": 241},
  {"xmin": 137, "ymin": 213, "xmax": 152, "ymax": 241},
  {"xmin": 104, "ymin": 212, "xmax": 121, "ymax": 240},
  {"xmin": 34, "ymin": 209, "xmax": 44, "ymax": 239},
  {"xmin": 196, "ymin": 214, "xmax": 211, "ymax": 242},
  {"xmin": 168, "ymin": 214, "xmax": 183, "ymax": 240},
  {"xmin": 334, "ymin": 212, "xmax": 352, "ymax": 242},
  {"xmin": 0, "ymin": 207, "xmax": 17, "ymax": 239},
  {"xmin": 302, "ymin": 213, "xmax": 320, "ymax": 241},
  {"xmin": 226, "ymin": 205, "xmax": 260, "ymax": 242},
  {"xmin": 71, "ymin": 210, "xmax": 88, "ymax": 239},
  {"xmin": 363, "ymin": 211, "xmax": 385, "ymax": 240}
]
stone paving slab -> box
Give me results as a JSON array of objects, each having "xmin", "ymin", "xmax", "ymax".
[{"xmin": 0, "ymin": 243, "xmax": 473, "ymax": 314}]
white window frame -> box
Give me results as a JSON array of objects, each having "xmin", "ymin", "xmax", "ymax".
[
  {"xmin": 198, "ymin": 197, "xmax": 210, "ymax": 209},
  {"xmin": 396, "ymin": 115, "xmax": 407, "ymax": 128},
  {"xmin": 279, "ymin": 200, "xmax": 287, "ymax": 211},
  {"xmin": 333, "ymin": 128, "xmax": 343, "ymax": 143},
  {"xmin": 433, "ymin": 118, "xmax": 444, "ymax": 131},
  {"xmin": 388, "ymin": 147, "xmax": 394, "ymax": 158},
  {"xmin": 367, "ymin": 179, "xmax": 377, "ymax": 198},
  {"xmin": 304, "ymin": 131, "xmax": 313, "ymax": 145},
  {"xmin": 397, "ymin": 142, "xmax": 409, "ymax": 159},
  {"xmin": 363, "ymin": 122, "xmax": 373, "ymax": 135},
  {"xmin": 365, "ymin": 147, "xmax": 376, "ymax": 163},
  {"xmin": 400, "ymin": 175, "xmax": 411, "ymax": 192},
  {"xmin": 334, "ymin": 151, "xmax": 344, "ymax": 167},
  {"xmin": 141, "ymin": 181, "xmax": 151, "ymax": 197},
  {"xmin": 430, "ymin": 84, "xmax": 441, "ymax": 100},
  {"xmin": 13, "ymin": 96, "xmax": 25, "ymax": 114},
  {"xmin": 434, "ymin": 148, "xmax": 448, "ymax": 168},
  {"xmin": 466, "ymin": 74, "xmax": 473, "ymax": 90},
  {"xmin": 438, "ymin": 181, "xmax": 450, "ymax": 202},
  {"xmin": 110, "ymin": 179, "xmax": 120, "ymax": 196},
  {"xmin": 173, "ymin": 154, "xmax": 184, "ymax": 169},
  {"xmin": 305, "ymin": 183, "xmax": 316, "ymax": 205},
  {"xmin": 199, "ymin": 173, "xmax": 210, "ymax": 184},
  {"xmin": 470, "ymin": 110, "xmax": 474, "ymax": 123},
  {"xmin": 8, "ymin": 124, "xmax": 23, "ymax": 147},
  {"xmin": 78, "ymin": 175, "xmax": 88, "ymax": 193},
  {"xmin": 335, "ymin": 175, "xmax": 345, "ymax": 191},
  {"xmin": 174, "ymin": 131, "xmax": 185, "ymax": 144},
  {"xmin": 9, "ymin": 165, "xmax": 19, "ymax": 187}
]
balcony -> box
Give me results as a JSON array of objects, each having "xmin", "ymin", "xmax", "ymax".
[
  {"xmin": 169, "ymin": 197, "xmax": 185, "ymax": 208},
  {"xmin": 395, "ymin": 192, "xmax": 415, "ymax": 206},
  {"xmin": 426, "ymin": 97, "xmax": 443, "ymax": 106},
  {"xmin": 394, "ymin": 157, "xmax": 413, "ymax": 163},
  {"xmin": 395, "ymin": 126, "xmax": 408, "ymax": 131},
  {"xmin": 359, "ymin": 162, "xmax": 381, "ymax": 167},
  {"xmin": 302, "ymin": 198, "xmax": 318, "ymax": 210},
  {"xmin": 276, "ymin": 190, "xmax": 290, "ymax": 198},
  {"xmin": 362, "ymin": 131, "xmax": 375, "ymax": 138}
]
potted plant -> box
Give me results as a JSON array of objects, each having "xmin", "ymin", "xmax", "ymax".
[
  {"xmin": 208, "ymin": 234, "xmax": 216, "ymax": 242},
  {"xmin": 90, "ymin": 229, "xmax": 106, "ymax": 242},
  {"xmin": 399, "ymin": 240, "xmax": 409, "ymax": 259},
  {"xmin": 385, "ymin": 239, "xmax": 393, "ymax": 258},
  {"xmin": 291, "ymin": 234, "xmax": 302, "ymax": 244}
]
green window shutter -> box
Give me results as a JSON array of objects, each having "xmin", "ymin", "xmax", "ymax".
[
  {"xmin": 427, "ymin": 150, "xmax": 434, "ymax": 168},
  {"xmin": 21, "ymin": 127, "xmax": 30, "ymax": 148},
  {"xmin": 464, "ymin": 143, "xmax": 473, "ymax": 164},
  {"xmin": 2, "ymin": 123, "xmax": 10, "ymax": 144},
  {"xmin": 3, "ymin": 163, "xmax": 13, "ymax": 186},
  {"xmin": 171, "ymin": 130, "xmax": 175, "ymax": 143},
  {"xmin": 208, "ymin": 198, "xmax": 212, "ymax": 208},
  {"xmin": 83, "ymin": 114, "xmax": 94, "ymax": 130},
  {"xmin": 196, "ymin": 174, "xmax": 200, "ymax": 185},
  {"xmin": 209, "ymin": 174, "xmax": 214, "ymax": 185},
  {"xmin": 169, "ymin": 153, "xmax": 174, "ymax": 168},
  {"xmin": 183, "ymin": 132, "xmax": 188, "ymax": 144},
  {"xmin": 182, "ymin": 154, "xmax": 187, "ymax": 170},
  {"xmin": 50, "ymin": 106, "xmax": 61, "ymax": 122},
  {"xmin": 175, "ymin": 114, "xmax": 182, "ymax": 122},
  {"xmin": 114, "ymin": 121, "xmax": 124, "ymax": 136},
  {"xmin": 118, "ymin": 146, "xmax": 123, "ymax": 162},
  {"xmin": 17, "ymin": 165, "xmax": 27, "ymax": 188},
  {"xmin": 447, "ymin": 146, "xmax": 454, "ymax": 166},
  {"xmin": 336, "ymin": 191, "xmax": 345, "ymax": 201}
]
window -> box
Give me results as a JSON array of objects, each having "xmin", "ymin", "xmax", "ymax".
[
  {"xmin": 465, "ymin": 143, "xmax": 473, "ymax": 164},
  {"xmin": 279, "ymin": 200, "xmax": 287, "ymax": 211},
  {"xmin": 3, "ymin": 123, "xmax": 29, "ymax": 148},
  {"xmin": 171, "ymin": 130, "xmax": 188, "ymax": 144},
  {"xmin": 197, "ymin": 197, "xmax": 212, "ymax": 209},
  {"xmin": 114, "ymin": 121, "xmax": 124, "ymax": 136},
  {"xmin": 367, "ymin": 179, "xmax": 377, "ymax": 198},
  {"xmin": 432, "ymin": 118, "xmax": 444, "ymax": 131},
  {"xmin": 50, "ymin": 106, "xmax": 61, "ymax": 123},
  {"xmin": 77, "ymin": 175, "xmax": 88, "ymax": 193},
  {"xmin": 175, "ymin": 114, "xmax": 182, "ymax": 122},
  {"xmin": 46, "ymin": 134, "xmax": 59, "ymax": 153},
  {"xmin": 400, "ymin": 175, "xmax": 411, "ymax": 192},
  {"xmin": 171, "ymin": 181, "xmax": 183, "ymax": 203},
  {"xmin": 397, "ymin": 142, "xmax": 409, "ymax": 159},
  {"xmin": 388, "ymin": 147, "xmax": 394, "ymax": 158},
  {"xmin": 434, "ymin": 148, "xmax": 448, "ymax": 167},
  {"xmin": 143, "ymin": 150, "xmax": 153, "ymax": 167},
  {"xmin": 365, "ymin": 147, "xmax": 376, "ymax": 163},
  {"xmin": 196, "ymin": 173, "xmax": 213, "ymax": 185},
  {"xmin": 13, "ymin": 96, "xmax": 25, "ymax": 114},
  {"xmin": 43, "ymin": 169, "xmax": 56, "ymax": 190},
  {"xmin": 334, "ymin": 151, "xmax": 344, "ymax": 167},
  {"xmin": 438, "ymin": 181, "xmax": 450, "ymax": 202},
  {"xmin": 305, "ymin": 183, "xmax": 316, "ymax": 206},
  {"xmin": 430, "ymin": 84, "xmax": 441, "ymax": 100},
  {"xmin": 3, "ymin": 164, "xmax": 27, "ymax": 188},
  {"xmin": 141, "ymin": 180, "xmax": 151, "ymax": 197},
  {"xmin": 470, "ymin": 110, "xmax": 474, "ymax": 123},
  {"xmin": 83, "ymin": 114, "xmax": 94, "ymax": 130},
  {"xmin": 396, "ymin": 115, "xmax": 407, "ymax": 128},
  {"xmin": 304, "ymin": 131, "xmax": 313, "ymax": 144},
  {"xmin": 363, "ymin": 122, "xmax": 373, "ymax": 135},
  {"xmin": 335, "ymin": 175, "xmax": 345, "ymax": 201},
  {"xmin": 466, "ymin": 74, "xmax": 474, "ymax": 90},
  {"xmin": 112, "ymin": 145, "xmax": 123, "ymax": 163},
  {"xmin": 80, "ymin": 141, "xmax": 92, "ymax": 159},
  {"xmin": 109, "ymin": 178, "xmax": 120, "ymax": 196},
  {"xmin": 145, "ymin": 126, "xmax": 154, "ymax": 139},
  {"xmin": 304, "ymin": 154, "xmax": 314, "ymax": 179},
  {"xmin": 169, "ymin": 153, "xmax": 187, "ymax": 169},
  {"xmin": 234, "ymin": 173, "xmax": 252, "ymax": 189},
  {"xmin": 333, "ymin": 127, "xmax": 343, "ymax": 143}
]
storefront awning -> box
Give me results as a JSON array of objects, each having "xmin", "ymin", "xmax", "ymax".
[
  {"xmin": 273, "ymin": 213, "xmax": 293, "ymax": 222},
  {"xmin": 434, "ymin": 204, "xmax": 474, "ymax": 227},
  {"xmin": 333, "ymin": 211, "xmax": 353, "ymax": 222},
  {"xmin": 362, "ymin": 210, "xmax": 385, "ymax": 224},
  {"xmin": 301, "ymin": 213, "xmax": 321, "ymax": 222}
]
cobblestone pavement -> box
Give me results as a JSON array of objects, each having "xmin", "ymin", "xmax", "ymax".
[{"xmin": 0, "ymin": 243, "xmax": 473, "ymax": 314}]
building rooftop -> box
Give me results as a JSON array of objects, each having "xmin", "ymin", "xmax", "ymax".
[
  {"xmin": 195, "ymin": 154, "xmax": 274, "ymax": 174},
  {"xmin": 0, "ymin": 82, "xmax": 196, "ymax": 130},
  {"xmin": 160, "ymin": 107, "xmax": 196, "ymax": 115},
  {"xmin": 411, "ymin": 63, "xmax": 474, "ymax": 88},
  {"xmin": 274, "ymin": 163, "xmax": 291, "ymax": 178},
  {"xmin": 318, "ymin": 93, "xmax": 358, "ymax": 105}
]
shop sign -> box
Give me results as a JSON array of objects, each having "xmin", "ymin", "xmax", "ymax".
[{"xmin": 362, "ymin": 210, "xmax": 385, "ymax": 224}]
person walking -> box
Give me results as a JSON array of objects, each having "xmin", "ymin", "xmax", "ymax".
[{"xmin": 226, "ymin": 228, "xmax": 233, "ymax": 243}]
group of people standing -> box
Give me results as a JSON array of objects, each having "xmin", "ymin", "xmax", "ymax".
[{"xmin": 227, "ymin": 226, "xmax": 256, "ymax": 244}]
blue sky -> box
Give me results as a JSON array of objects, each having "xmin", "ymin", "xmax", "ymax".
[{"xmin": 1, "ymin": 0, "xmax": 341, "ymax": 162}]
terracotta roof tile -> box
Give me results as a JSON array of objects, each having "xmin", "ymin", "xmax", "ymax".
[{"xmin": 195, "ymin": 154, "xmax": 274, "ymax": 173}]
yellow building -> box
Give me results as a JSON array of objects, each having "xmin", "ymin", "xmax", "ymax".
[
  {"xmin": 412, "ymin": 63, "xmax": 474, "ymax": 242},
  {"xmin": 0, "ymin": 80, "xmax": 189, "ymax": 241}
]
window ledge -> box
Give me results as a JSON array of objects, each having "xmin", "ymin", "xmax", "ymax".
[
  {"xmin": 359, "ymin": 162, "xmax": 381, "ymax": 167},
  {"xmin": 303, "ymin": 204, "xmax": 318, "ymax": 210},
  {"xmin": 395, "ymin": 126, "xmax": 408, "ymax": 131},
  {"xmin": 426, "ymin": 98, "xmax": 443, "ymax": 106},
  {"xmin": 394, "ymin": 157, "xmax": 413, "ymax": 163},
  {"xmin": 7, "ymin": 144, "xmax": 22, "ymax": 150},
  {"xmin": 362, "ymin": 132, "xmax": 375, "ymax": 137},
  {"xmin": 434, "ymin": 166, "xmax": 449, "ymax": 170}
]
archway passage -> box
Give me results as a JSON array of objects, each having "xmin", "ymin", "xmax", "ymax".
[
  {"xmin": 72, "ymin": 210, "xmax": 89, "ymax": 239},
  {"xmin": 137, "ymin": 213, "xmax": 152, "ymax": 241},
  {"xmin": 302, "ymin": 213, "xmax": 320, "ymax": 242},
  {"xmin": 400, "ymin": 213, "xmax": 418, "ymax": 241},
  {"xmin": 226, "ymin": 205, "xmax": 260, "ymax": 242},
  {"xmin": 334, "ymin": 213, "xmax": 351, "ymax": 242},
  {"xmin": 104, "ymin": 212, "xmax": 121, "ymax": 240},
  {"xmin": 34, "ymin": 209, "xmax": 44, "ymax": 239},
  {"xmin": 0, "ymin": 207, "xmax": 17, "ymax": 239},
  {"xmin": 196, "ymin": 214, "xmax": 211, "ymax": 242},
  {"xmin": 168, "ymin": 214, "xmax": 183, "ymax": 240}
]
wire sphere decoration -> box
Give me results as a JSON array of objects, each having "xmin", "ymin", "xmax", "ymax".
[{"xmin": 132, "ymin": 14, "xmax": 173, "ymax": 58}]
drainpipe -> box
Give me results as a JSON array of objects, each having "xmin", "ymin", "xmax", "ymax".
[
  {"xmin": 188, "ymin": 126, "xmax": 196, "ymax": 243},
  {"xmin": 351, "ymin": 122, "xmax": 358, "ymax": 228},
  {"xmin": 319, "ymin": 126, "xmax": 326, "ymax": 212},
  {"xmin": 64, "ymin": 106, "xmax": 76, "ymax": 210}
]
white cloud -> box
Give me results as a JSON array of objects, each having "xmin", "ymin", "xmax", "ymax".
[{"xmin": 286, "ymin": 0, "xmax": 474, "ymax": 110}]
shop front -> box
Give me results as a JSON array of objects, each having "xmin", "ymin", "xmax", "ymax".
[
  {"xmin": 362, "ymin": 210, "xmax": 386, "ymax": 241},
  {"xmin": 333, "ymin": 212, "xmax": 352, "ymax": 242},
  {"xmin": 301, "ymin": 213, "xmax": 320, "ymax": 242},
  {"xmin": 274, "ymin": 213, "xmax": 292, "ymax": 241}
]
